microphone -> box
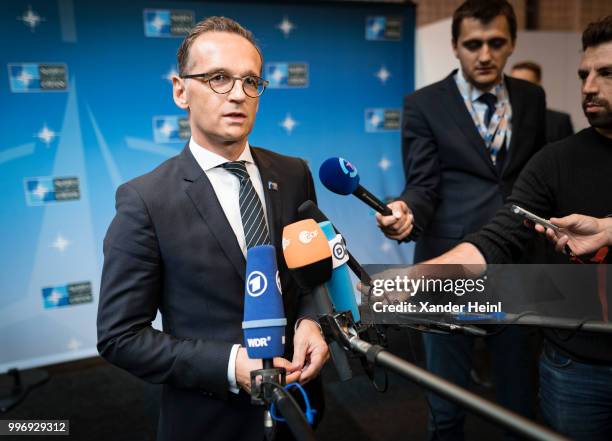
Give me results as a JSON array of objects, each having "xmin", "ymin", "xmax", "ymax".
[
  {"xmin": 282, "ymin": 219, "xmax": 353, "ymax": 381},
  {"xmin": 243, "ymin": 245, "xmax": 287, "ymax": 361},
  {"xmin": 282, "ymin": 219, "xmax": 332, "ymax": 290},
  {"xmin": 297, "ymin": 200, "xmax": 372, "ymax": 285},
  {"xmin": 319, "ymin": 221, "xmax": 361, "ymax": 322},
  {"xmin": 319, "ymin": 157, "xmax": 392, "ymax": 216}
]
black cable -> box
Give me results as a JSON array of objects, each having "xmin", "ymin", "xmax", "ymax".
[{"xmin": 264, "ymin": 381, "xmax": 316, "ymax": 441}]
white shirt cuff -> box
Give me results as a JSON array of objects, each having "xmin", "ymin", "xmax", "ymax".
[{"xmin": 227, "ymin": 343, "xmax": 241, "ymax": 394}]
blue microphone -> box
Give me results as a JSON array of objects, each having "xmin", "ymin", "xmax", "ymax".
[
  {"xmin": 319, "ymin": 221, "xmax": 361, "ymax": 322},
  {"xmin": 242, "ymin": 245, "xmax": 287, "ymax": 360},
  {"xmin": 319, "ymin": 157, "xmax": 392, "ymax": 216}
]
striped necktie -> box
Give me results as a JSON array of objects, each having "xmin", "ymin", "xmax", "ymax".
[{"xmin": 221, "ymin": 161, "xmax": 271, "ymax": 249}]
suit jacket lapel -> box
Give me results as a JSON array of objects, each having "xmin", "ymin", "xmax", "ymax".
[
  {"xmin": 440, "ymin": 72, "xmax": 497, "ymax": 174},
  {"xmin": 179, "ymin": 145, "xmax": 246, "ymax": 281},
  {"xmin": 502, "ymin": 76, "xmax": 523, "ymax": 175},
  {"xmin": 251, "ymin": 147, "xmax": 282, "ymax": 248}
]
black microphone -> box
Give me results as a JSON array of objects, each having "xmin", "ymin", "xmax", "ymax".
[
  {"xmin": 319, "ymin": 157, "xmax": 392, "ymax": 216},
  {"xmin": 297, "ymin": 200, "xmax": 372, "ymax": 285},
  {"xmin": 282, "ymin": 219, "xmax": 353, "ymax": 381}
]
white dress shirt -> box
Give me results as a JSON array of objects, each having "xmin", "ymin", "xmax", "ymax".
[{"xmin": 189, "ymin": 138, "xmax": 270, "ymax": 394}]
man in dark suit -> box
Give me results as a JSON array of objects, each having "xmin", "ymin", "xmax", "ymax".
[
  {"xmin": 97, "ymin": 17, "xmax": 328, "ymax": 441},
  {"xmin": 512, "ymin": 61, "xmax": 574, "ymax": 143},
  {"xmin": 376, "ymin": 1, "xmax": 546, "ymax": 439}
]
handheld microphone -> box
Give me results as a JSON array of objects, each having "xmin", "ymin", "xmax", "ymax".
[
  {"xmin": 319, "ymin": 157, "xmax": 392, "ymax": 216},
  {"xmin": 297, "ymin": 200, "xmax": 372, "ymax": 285},
  {"xmin": 319, "ymin": 221, "xmax": 361, "ymax": 322},
  {"xmin": 243, "ymin": 245, "xmax": 287, "ymax": 360}
]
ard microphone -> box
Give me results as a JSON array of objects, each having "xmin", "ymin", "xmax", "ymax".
[
  {"xmin": 242, "ymin": 245, "xmax": 286, "ymax": 360},
  {"xmin": 319, "ymin": 157, "xmax": 392, "ymax": 216},
  {"xmin": 319, "ymin": 221, "xmax": 361, "ymax": 322}
]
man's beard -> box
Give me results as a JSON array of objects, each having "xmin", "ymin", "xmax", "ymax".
[{"xmin": 583, "ymin": 96, "xmax": 612, "ymax": 129}]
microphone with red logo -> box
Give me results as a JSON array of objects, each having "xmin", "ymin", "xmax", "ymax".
[
  {"xmin": 282, "ymin": 219, "xmax": 353, "ymax": 381},
  {"xmin": 319, "ymin": 157, "xmax": 392, "ymax": 216}
]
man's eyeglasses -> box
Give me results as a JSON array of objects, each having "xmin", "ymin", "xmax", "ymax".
[{"xmin": 180, "ymin": 71, "xmax": 269, "ymax": 98}]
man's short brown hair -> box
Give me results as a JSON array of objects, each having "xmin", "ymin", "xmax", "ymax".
[
  {"xmin": 512, "ymin": 61, "xmax": 542, "ymax": 83},
  {"xmin": 176, "ymin": 16, "xmax": 262, "ymax": 76}
]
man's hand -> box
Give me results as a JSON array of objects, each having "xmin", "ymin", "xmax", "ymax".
[
  {"xmin": 235, "ymin": 347, "xmax": 301, "ymax": 393},
  {"xmin": 375, "ymin": 200, "xmax": 414, "ymax": 241},
  {"xmin": 534, "ymin": 214, "xmax": 612, "ymax": 256},
  {"xmin": 292, "ymin": 319, "xmax": 329, "ymax": 384}
]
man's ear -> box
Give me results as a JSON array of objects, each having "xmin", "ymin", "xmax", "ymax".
[
  {"xmin": 172, "ymin": 75, "xmax": 189, "ymax": 109},
  {"xmin": 452, "ymin": 39, "xmax": 459, "ymax": 59}
]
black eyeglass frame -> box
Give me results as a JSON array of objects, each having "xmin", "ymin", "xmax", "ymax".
[{"xmin": 180, "ymin": 70, "xmax": 269, "ymax": 98}]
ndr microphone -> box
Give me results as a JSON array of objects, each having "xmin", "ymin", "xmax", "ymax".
[
  {"xmin": 319, "ymin": 157, "xmax": 392, "ymax": 216},
  {"xmin": 319, "ymin": 221, "xmax": 361, "ymax": 322},
  {"xmin": 242, "ymin": 245, "xmax": 286, "ymax": 359}
]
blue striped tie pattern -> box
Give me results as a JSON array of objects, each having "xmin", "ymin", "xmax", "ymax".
[{"xmin": 221, "ymin": 161, "xmax": 271, "ymax": 249}]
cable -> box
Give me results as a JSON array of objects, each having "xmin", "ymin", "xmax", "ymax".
[{"xmin": 268, "ymin": 382, "xmax": 317, "ymax": 426}]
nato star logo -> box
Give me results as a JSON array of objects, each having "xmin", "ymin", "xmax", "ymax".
[
  {"xmin": 380, "ymin": 241, "xmax": 392, "ymax": 253},
  {"xmin": 51, "ymin": 234, "xmax": 70, "ymax": 253},
  {"xmin": 378, "ymin": 156, "xmax": 391, "ymax": 171},
  {"xmin": 17, "ymin": 5, "xmax": 45, "ymax": 32},
  {"xmin": 36, "ymin": 123, "xmax": 57, "ymax": 146},
  {"xmin": 162, "ymin": 66, "xmax": 178, "ymax": 83},
  {"xmin": 366, "ymin": 17, "xmax": 386, "ymax": 40},
  {"xmin": 144, "ymin": 10, "xmax": 170, "ymax": 37},
  {"xmin": 9, "ymin": 64, "xmax": 40, "ymax": 92},
  {"xmin": 365, "ymin": 109, "xmax": 385, "ymax": 132},
  {"xmin": 375, "ymin": 66, "xmax": 391, "ymax": 84},
  {"xmin": 276, "ymin": 16, "xmax": 295, "ymax": 38},
  {"xmin": 67, "ymin": 338, "xmax": 82, "ymax": 351},
  {"xmin": 267, "ymin": 63, "xmax": 288, "ymax": 88},
  {"xmin": 280, "ymin": 114, "xmax": 298, "ymax": 135},
  {"xmin": 43, "ymin": 286, "xmax": 69, "ymax": 308}
]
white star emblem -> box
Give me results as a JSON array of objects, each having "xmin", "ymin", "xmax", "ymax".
[
  {"xmin": 17, "ymin": 69, "xmax": 34, "ymax": 86},
  {"xmin": 277, "ymin": 16, "xmax": 295, "ymax": 38},
  {"xmin": 162, "ymin": 66, "xmax": 178, "ymax": 82},
  {"xmin": 370, "ymin": 20, "xmax": 383, "ymax": 35},
  {"xmin": 369, "ymin": 112, "xmax": 382, "ymax": 127},
  {"xmin": 51, "ymin": 234, "xmax": 70, "ymax": 253},
  {"xmin": 47, "ymin": 289, "xmax": 63, "ymax": 305},
  {"xmin": 36, "ymin": 124, "xmax": 57, "ymax": 146},
  {"xmin": 18, "ymin": 5, "xmax": 45, "ymax": 32},
  {"xmin": 67, "ymin": 338, "xmax": 82, "ymax": 351},
  {"xmin": 375, "ymin": 66, "xmax": 391, "ymax": 84},
  {"xmin": 158, "ymin": 121, "xmax": 175, "ymax": 137},
  {"xmin": 380, "ymin": 241, "xmax": 392, "ymax": 253},
  {"xmin": 378, "ymin": 157, "xmax": 391, "ymax": 171},
  {"xmin": 33, "ymin": 183, "xmax": 49, "ymax": 199},
  {"xmin": 280, "ymin": 114, "xmax": 298, "ymax": 134},
  {"xmin": 151, "ymin": 15, "xmax": 165, "ymax": 31},
  {"xmin": 271, "ymin": 68, "xmax": 286, "ymax": 84}
]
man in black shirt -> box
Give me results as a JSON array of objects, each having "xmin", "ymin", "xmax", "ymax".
[{"xmin": 428, "ymin": 15, "xmax": 612, "ymax": 441}]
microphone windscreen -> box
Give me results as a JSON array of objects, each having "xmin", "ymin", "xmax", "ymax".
[
  {"xmin": 282, "ymin": 219, "xmax": 332, "ymax": 288},
  {"xmin": 243, "ymin": 245, "xmax": 286, "ymax": 359},
  {"xmin": 319, "ymin": 157, "xmax": 360, "ymax": 195},
  {"xmin": 319, "ymin": 222, "xmax": 361, "ymax": 322},
  {"xmin": 297, "ymin": 200, "xmax": 328, "ymax": 224}
]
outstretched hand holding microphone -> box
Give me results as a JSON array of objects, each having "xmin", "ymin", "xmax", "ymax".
[{"xmin": 319, "ymin": 157, "xmax": 414, "ymax": 241}]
